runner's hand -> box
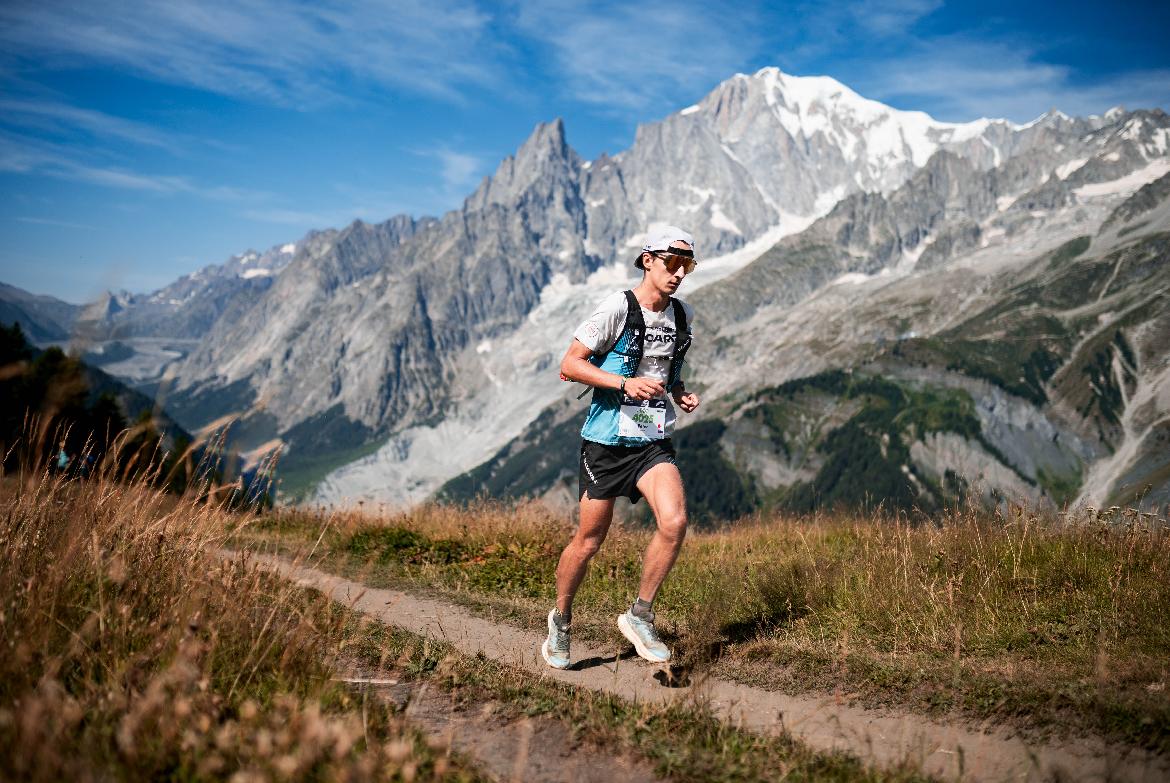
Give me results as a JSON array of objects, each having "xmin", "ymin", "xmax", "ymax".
[
  {"xmin": 672, "ymin": 389, "xmax": 700, "ymax": 413},
  {"xmin": 622, "ymin": 377, "xmax": 665, "ymax": 400}
]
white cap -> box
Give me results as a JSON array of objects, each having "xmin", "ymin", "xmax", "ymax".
[{"xmin": 634, "ymin": 225, "xmax": 696, "ymax": 269}]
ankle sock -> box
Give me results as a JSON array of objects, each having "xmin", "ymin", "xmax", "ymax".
[
  {"xmin": 631, "ymin": 598, "xmax": 654, "ymax": 621},
  {"xmin": 553, "ymin": 609, "xmax": 571, "ymax": 630}
]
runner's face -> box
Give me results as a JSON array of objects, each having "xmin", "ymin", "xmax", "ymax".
[{"xmin": 644, "ymin": 241, "xmax": 694, "ymax": 294}]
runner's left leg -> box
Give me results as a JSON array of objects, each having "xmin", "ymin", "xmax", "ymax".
[{"xmin": 633, "ymin": 462, "xmax": 688, "ymax": 603}]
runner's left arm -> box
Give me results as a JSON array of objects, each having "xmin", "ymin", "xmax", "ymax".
[{"xmin": 670, "ymin": 382, "xmax": 700, "ymax": 413}]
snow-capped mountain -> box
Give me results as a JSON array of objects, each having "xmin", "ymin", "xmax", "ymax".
[
  {"xmin": 438, "ymin": 120, "xmax": 1170, "ymax": 517},
  {"xmin": 76, "ymin": 239, "xmax": 301, "ymax": 341},
  {"xmin": 59, "ymin": 66, "xmax": 1170, "ymax": 512},
  {"xmin": 574, "ymin": 67, "xmax": 1032, "ymax": 263}
]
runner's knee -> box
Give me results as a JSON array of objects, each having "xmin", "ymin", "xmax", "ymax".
[
  {"xmin": 574, "ymin": 534, "xmax": 605, "ymax": 559},
  {"xmin": 656, "ymin": 510, "xmax": 687, "ymax": 543}
]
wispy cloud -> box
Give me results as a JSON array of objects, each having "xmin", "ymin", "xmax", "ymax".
[
  {"xmin": 15, "ymin": 216, "xmax": 98, "ymax": 230},
  {"xmin": 0, "ymin": 0, "xmax": 510, "ymax": 107},
  {"xmin": 772, "ymin": 0, "xmax": 943, "ymax": 64},
  {"xmin": 241, "ymin": 164, "xmax": 481, "ymax": 229},
  {"xmin": 240, "ymin": 207, "xmax": 344, "ymax": 226},
  {"xmin": 510, "ymin": 0, "xmax": 764, "ymax": 112},
  {"xmin": 765, "ymin": 4, "xmax": 1170, "ymax": 122},
  {"xmin": 0, "ymin": 98, "xmax": 183, "ymax": 152},
  {"xmin": 243, "ymin": 191, "xmax": 421, "ymax": 229},
  {"xmin": 0, "ymin": 128, "xmax": 419, "ymax": 231},
  {"xmin": 849, "ymin": 0, "xmax": 943, "ymax": 35},
  {"xmin": 793, "ymin": 0, "xmax": 942, "ymax": 42},
  {"xmin": 846, "ymin": 38, "xmax": 1170, "ymax": 121},
  {"xmin": 415, "ymin": 146, "xmax": 485, "ymax": 197},
  {"xmin": 0, "ymin": 139, "xmax": 175, "ymax": 192},
  {"xmin": 0, "ymin": 131, "xmax": 267, "ymax": 199}
]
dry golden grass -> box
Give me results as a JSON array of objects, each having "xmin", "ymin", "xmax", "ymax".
[
  {"xmin": 249, "ymin": 498, "xmax": 1170, "ymax": 749},
  {"xmin": 0, "ymin": 467, "xmax": 478, "ymax": 782},
  {"xmin": 9, "ymin": 431, "xmax": 1165, "ymax": 780},
  {"xmin": 0, "ymin": 469, "xmax": 934, "ymax": 783}
]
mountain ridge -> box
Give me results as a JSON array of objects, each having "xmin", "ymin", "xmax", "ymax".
[{"xmin": 12, "ymin": 67, "xmax": 1168, "ymax": 513}]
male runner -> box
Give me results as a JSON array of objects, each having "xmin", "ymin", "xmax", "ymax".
[{"xmin": 542, "ymin": 225, "xmax": 700, "ymax": 669}]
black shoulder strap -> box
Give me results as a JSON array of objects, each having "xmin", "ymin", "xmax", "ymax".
[
  {"xmin": 667, "ymin": 297, "xmax": 691, "ymax": 389},
  {"xmin": 590, "ymin": 290, "xmax": 644, "ymax": 367},
  {"xmin": 669, "ymin": 297, "xmax": 688, "ymax": 337},
  {"xmin": 623, "ymin": 289, "xmax": 645, "ymax": 336}
]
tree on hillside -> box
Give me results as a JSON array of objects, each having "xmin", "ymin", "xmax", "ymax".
[{"xmin": 1, "ymin": 323, "xmax": 152, "ymax": 481}]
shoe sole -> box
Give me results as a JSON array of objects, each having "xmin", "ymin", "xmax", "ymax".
[
  {"xmin": 541, "ymin": 638, "xmax": 571, "ymax": 669},
  {"xmin": 617, "ymin": 613, "xmax": 670, "ymax": 664}
]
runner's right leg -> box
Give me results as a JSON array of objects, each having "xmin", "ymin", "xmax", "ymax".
[
  {"xmin": 543, "ymin": 492, "xmax": 615, "ymax": 668},
  {"xmin": 555, "ymin": 492, "xmax": 616, "ymax": 617}
]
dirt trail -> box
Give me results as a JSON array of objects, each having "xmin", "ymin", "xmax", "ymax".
[
  {"xmin": 236, "ymin": 551, "xmax": 1168, "ymax": 782},
  {"xmin": 338, "ymin": 671, "xmax": 664, "ymax": 783}
]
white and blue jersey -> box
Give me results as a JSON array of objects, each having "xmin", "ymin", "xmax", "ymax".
[{"xmin": 574, "ymin": 290, "xmax": 693, "ymax": 446}]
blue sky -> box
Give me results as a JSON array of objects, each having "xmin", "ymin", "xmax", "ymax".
[{"xmin": 2, "ymin": 0, "xmax": 1168, "ymax": 303}]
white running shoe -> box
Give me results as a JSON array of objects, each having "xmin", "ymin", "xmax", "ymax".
[
  {"xmin": 618, "ymin": 609, "xmax": 671, "ymax": 663},
  {"xmin": 541, "ymin": 609, "xmax": 571, "ymax": 669}
]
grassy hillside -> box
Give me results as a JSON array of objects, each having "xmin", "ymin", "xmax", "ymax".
[
  {"xmin": 7, "ymin": 457, "xmax": 1168, "ymax": 780},
  {"xmin": 246, "ymin": 498, "xmax": 1170, "ymax": 753},
  {"xmin": 3, "ymin": 471, "xmax": 938, "ymax": 781},
  {"xmin": 0, "ymin": 472, "xmax": 479, "ymax": 781}
]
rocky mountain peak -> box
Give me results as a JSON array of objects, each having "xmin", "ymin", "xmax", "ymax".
[
  {"xmin": 64, "ymin": 65, "xmax": 1170, "ymax": 511},
  {"xmin": 1021, "ymin": 107, "xmax": 1102, "ymax": 136},
  {"xmin": 519, "ymin": 117, "xmax": 570, "ymax": 160},
  {"xmin": 79, "ymin": 290, "xmax": 127, "ymax": 321},
  {"xmin": 277, "ymin": 213, "xmax": 429, "ymax": 293},
  {"xmin": 466, "ymin": 118, "xmax": 580, "ymax": 212}
]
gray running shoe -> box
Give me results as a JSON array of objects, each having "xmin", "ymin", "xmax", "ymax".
[
  {"xmin": 541, "ymin": 609, "xmax": 571, "ymax": 669},
  {"xmin": 617, "ymin": 609, "xmax": 671, "ymax": 663}
]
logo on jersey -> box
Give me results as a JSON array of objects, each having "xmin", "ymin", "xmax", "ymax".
[{"xmin": 644, "ymin": 326, "xmax": 676, "ymax": 346}]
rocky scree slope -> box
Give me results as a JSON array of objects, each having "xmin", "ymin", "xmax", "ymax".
[{"xmin": 441, "ymin": 112, "xmax": 1170, "ymax": 519}]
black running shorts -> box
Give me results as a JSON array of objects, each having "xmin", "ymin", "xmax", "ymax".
[{"xmin": 579, "ymin": 439, "xmax": 677, "ymax": 504}]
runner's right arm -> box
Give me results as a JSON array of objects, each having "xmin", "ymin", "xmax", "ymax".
[{"xmin": 559, "ymin": 340, "xmax": 665, "ymax": 401}]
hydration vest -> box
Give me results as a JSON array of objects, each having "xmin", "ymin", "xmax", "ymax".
[{"xmin": 580, "ymin": 290, "xmax": 691, "ymax": 445}]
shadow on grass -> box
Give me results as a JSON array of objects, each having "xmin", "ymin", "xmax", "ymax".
[{"xmin": 653, "ymin": 663, "xmax": 693, "ymax": 688}]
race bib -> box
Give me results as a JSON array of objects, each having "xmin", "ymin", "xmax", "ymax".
[{"xmin": 618, "ymin": 395, "xmax": 666, "ymax": 440}]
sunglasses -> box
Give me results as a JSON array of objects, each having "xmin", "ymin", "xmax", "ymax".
[{"xmin": 654, "ymin": 251, "xmax": 697, "ymax": 275}]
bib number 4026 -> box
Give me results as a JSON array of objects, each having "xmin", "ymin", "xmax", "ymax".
[{"xmin": 618, "ymin": 395, "xmax": 666, "ymax": 440}]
